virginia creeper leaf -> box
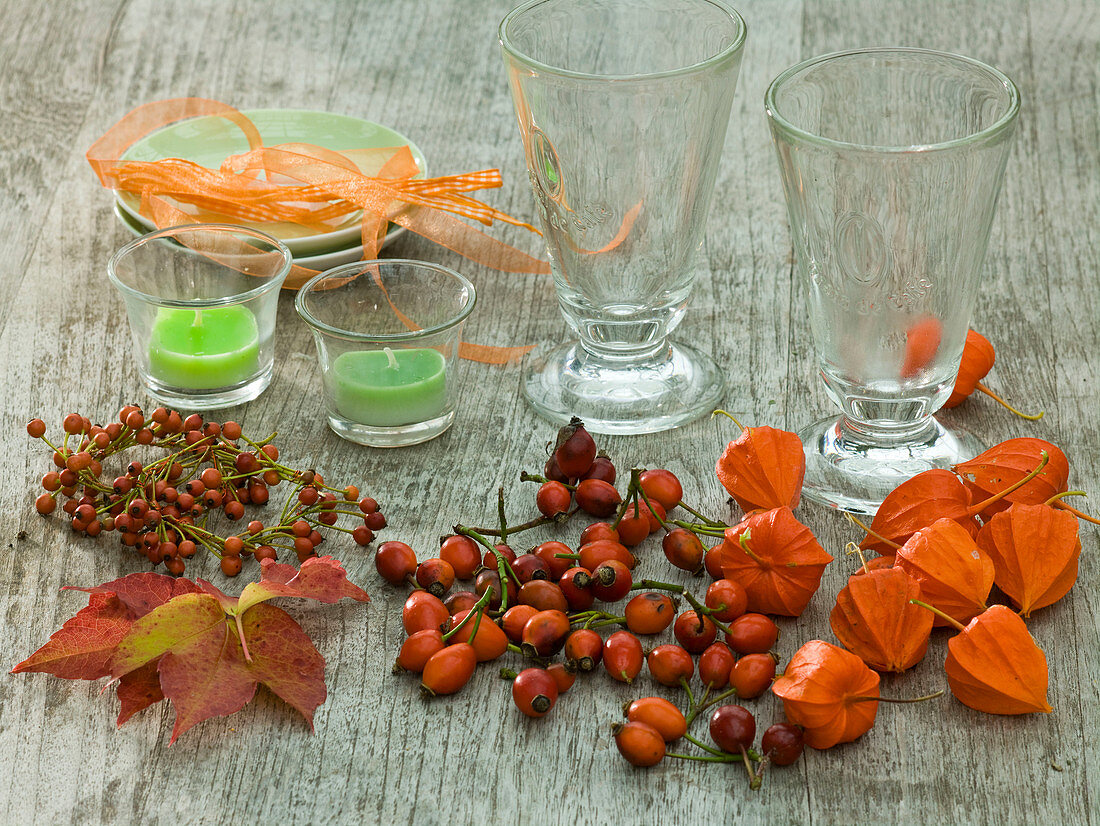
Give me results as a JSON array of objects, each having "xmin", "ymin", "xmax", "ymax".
[
  {"xmin": 16, "ymin": 561, "xmax": 364, "ymax": 743},
  {"xmin": 11, "ymin": 593, "xmax": 133, "ymax": 679},
  {"xmin": 116, "ymin": 660, "xmax": 164, "ymax": 725},
  {"xmin": 109, "ymin": 594, "xmax": 228, "ymax": 678},
  {"xmin": 67, "ymin": 572, "xmax": 202, "ymax": 618},
  {"xmin": 235, "ymin": 555, "xmax": 370, "ymax": 614}
]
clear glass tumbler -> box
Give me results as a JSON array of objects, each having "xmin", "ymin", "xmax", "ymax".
[
  {"xmin": 108, "ymin": 224, "xmax": 292, "ymax": 410},
  {"xmin": 294, "ymin": 260, "xmax": 475, "ymax": 448},
  {"xmin": 765, "ymin": 48, "xmax": 1020, "ymax": 513},
  {"xmin": 500, "ymin": 0, "xmax": 747, "ymax": 434}
]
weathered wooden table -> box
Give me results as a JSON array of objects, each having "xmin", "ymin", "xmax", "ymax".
[{"xmin": 1, "ymin": 1, "xmax": 1097, "ymax": 823}]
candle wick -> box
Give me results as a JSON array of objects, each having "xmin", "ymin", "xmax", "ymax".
[
  {"xmin": 383, "ymin": 347, "xmax": 398, "ymax": 370},
  {"xmin": 192, "ymin": 309, "xmax": 203, "ymax": 328}
]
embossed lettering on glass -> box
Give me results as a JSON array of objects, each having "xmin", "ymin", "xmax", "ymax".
[
  {"xmin": 766, "ymin": 48, "xmax": 1020, "ymax": 513},
  {"xmin": 500, "ymin": 0, "xmax": 747, "ymax": 434}
]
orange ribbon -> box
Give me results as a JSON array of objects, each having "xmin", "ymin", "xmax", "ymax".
[{"xmin": 87, "ymin": 98, "xmax": 550, "ymax": 363}]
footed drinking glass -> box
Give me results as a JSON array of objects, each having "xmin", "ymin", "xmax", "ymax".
[
  {"xmin": 765, "ymin": 48, "xmax": 1020, "ymax": 513},
  {"xmin": 500, "ymin": 0, "xmax": 747, "ymax": 434}
]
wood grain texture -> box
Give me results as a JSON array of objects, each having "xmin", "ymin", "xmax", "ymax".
[{"xmin": 0, "ymin": 0, "xmax": 1097, "ymax": 824}]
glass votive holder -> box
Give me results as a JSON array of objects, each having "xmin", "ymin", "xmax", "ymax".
[
  {"xmin": 108, "ymin": 224, "xmax": 292, "ymax": 410},
  {"xmin": 294, "ymin": 259, "xmax": 476, "ymax": 447}
]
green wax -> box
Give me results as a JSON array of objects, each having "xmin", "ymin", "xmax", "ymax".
[
  {"xmin": 147, "ymin": 306, "xmax": 260, "ymax": 390},
  {"xmin": 329, "ymin": 347, "xmax": 447, "ymax": 427}
]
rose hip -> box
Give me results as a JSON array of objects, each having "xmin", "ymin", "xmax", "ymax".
[
  {"xmin": 536, "ymin": 481, "xmax": 572, "ymax": 517},
  {"xmin": 624, "ymin": 592, "xmax": 677, "ymax": 635},
  {"xmin": 705, "ymin": 578, "xmax": 748, "ymax": 622},
  {"xmin": 420, "ymin": 643, "xmax": 476, "ymax": 696},
  {"xmin": 439, "ymin": 535, "xmax": 481, "ymax": 580},
  {"xmin": 603, "ymin": 630, "xmax": 644, "ymax": 683},
  {"xmin": 613, "ymin": 720, "xmax": 666, "ymax": 767},
  {"xmin": 639, "ymin": 468, "xmax": 683, "ymax": 511},
  {"xmin": 564, "ymin": 628, "xmax": 603, "ymax": 672},
  {"xmin": 575, "ymin": 478, "xmax": 621, "ymax": 518},
  {"xmin": 553, "ymin": 418, "xmax": 597, "ymax": 478},
  {"xmin": 673, "ymin": 610, "xmax": 717, "ymax": 653},
  {"xmin": 375, "ymin": 541, "xmax": 416, "ymax": 585},
  {"xmin": 646, "ymin": 644, "xmax": 695, "ymax": 687},
  {"xmin": 625, "ymin": 697, "xmax": 687, "ymax": 742},
  {"xmin": 729, "ymin": 653, "xmax": 777, "ymax": 699},
  {"xmin": 521, "ymin": 609, "xmax": 570, "ymax": 657},
  {"xmin": 513, "ymin": 668, "xmax": 559, "ymax": 718},
  {"xmin": 699, "ymin": 642, "xmax": 736, "ymax": 689},
  {"xmin": 662, "ymin": 528, "xmax": 705, "ymax": 573},
  {"xmin": 726, "ymin": 613, "xmax": 779, "ymax": 655}
]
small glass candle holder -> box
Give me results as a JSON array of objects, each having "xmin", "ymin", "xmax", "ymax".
[
  {"xmin": 295, "ymin": 260, "xmax": 476, "ymax": 447},
  {"xmin": 108, "ymin": 224, "xmax": 292, "ymax": 410}
]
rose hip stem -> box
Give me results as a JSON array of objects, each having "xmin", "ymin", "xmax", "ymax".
[
  {"xmin": 519, "ymin": 471, "xmax": 576, "ymax": 491},
  {"xmin": 676, "ymin": 501, "xmax": 727, "ymax": 528},
  {"xmin": 441, "ymin": 589, "xmax": 494, "ymax": 642},
  {"xmin": 636, "ymin": 481, "xmax": 672, "ymax": 531},
  {"xmin": 497, "ymin": 487, "xmax": 508, "ymax": 543},
  {"xmin": 465, "ymin": 508, "xmax": 578, "ymax": 538},
  {"xmin": 671, "ymin": 520, "xmax": 726, "ymax": 538},
  {"xmin": 453, "ymin": 524, "xmax": 522, "ymax": 610}
]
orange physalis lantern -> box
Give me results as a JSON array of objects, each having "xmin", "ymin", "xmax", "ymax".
[
  {"xmin": 715, "ymin": 424, "xmax": 805, "ymax": 515},
  {"xmin": 917, "ymin": 604, "xmax": 1053, "ymax": 715},
  {"xmin": 858, "ymin": 469, "xmax": 979, "ymax": 554},
  {"xmin": 975, "ymin": 503, "xmax": 1080, "ymax": 617},
  {"xmin": 861, "ymin": 449, "xmax": 1052, "ymax": 553},
  {"xmin": 894, "ymin": 518, "xmax": 994, "ymax": 627},
  {"xmin": 945, "ymin": 329, "xmax": 995, "ymax": 407},
  {"xmin": 717, "ymin": 507, "xmax": 833, "ymax": 617},
  {"xmin": 954, "ymin": 438, "xmax": 1069, "ymax": 520},
  {"xmin": 945, "ymin": 330, "xmax": 1044, "ymax": 420},
  {"xmin": 771, "ymin": 640, "xmax": 880, "ymax": 749},
  {"xmin": 830, "ymin": 566, "xmax": 932, "ymax": 672},
  {"xmin": 899, "ymin": 316, "xmax": 943, "ymax": 378}
]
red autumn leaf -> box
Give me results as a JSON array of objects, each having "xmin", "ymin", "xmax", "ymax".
[
  {"xmin": 116, "ymin": 660, "xmax": 164, "ymax": 725},
  {"xmin": 944, "ymin": 329, "xmax": 995, "ymax": 407},
  {"xmin": 109, "ymin": 593, "xmax": 327, "ymax": 744},
  {"xmin": 940, "ymin": 605, "xmax": 1053, "ymax": 715},
  {"xmin": 14, "ymin": 557, "xmax": 369, "ymax": 743},
  {"xmin": 830, "ymin": 566, "xmax": 932, "ymax": 672},
  {"xmin": 954, "ymin": 438, "xmax": 1069, "ymax": 520},
  {"xmin": 859, "ymin": 469, "xmax": 978, "ymax": 554},
  {"xmin": 716, "ymin": 507, "xmax": 833, "ymax": 616},
  {"xmin": 236, "ymin": 556, "xmax": 371, "ymax": 613},
  {"xmin": 894, "ymin": 518, "xmax": 994, "ymax": 627},
  {"xmin": 976, "ymin": 503, "xmax": 1080, "ymax": 617},
  {"xmin": 67, "ymin": 572, "xmax": 202, "ymax": 617},
  {"xmin": 771, "ymin": 640, "xmax": 880, "ymax": 749},
  {"xmin": 715, "ymin": 425, "xmax": 805, "ymax": 514},
  {"xmin": 899, "ymin": 315, "xmax": 942, "ymax": 378},
  {"xmin": 11, "ymin": 593, "xmax": 134, "ymax": 680}
]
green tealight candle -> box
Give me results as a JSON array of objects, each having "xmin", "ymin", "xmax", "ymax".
[
  {"xmin": 147, "ymin": 306, "xmax": 260, "ymax": 390},
  {"xmin": 328, "ymin": 347, "xmax": 447, "ymax": 427}
]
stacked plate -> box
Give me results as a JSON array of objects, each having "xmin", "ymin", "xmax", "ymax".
[{"xmin": 113, "ymin": 109, "xmax": 427, "ymax": 271}]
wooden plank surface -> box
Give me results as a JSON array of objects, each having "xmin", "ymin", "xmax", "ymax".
[{"xmin": 0, "ymin": 0, "xmax": 1097, "ymax": 823}]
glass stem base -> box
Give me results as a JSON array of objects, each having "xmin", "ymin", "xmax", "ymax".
[
  {"xmin": 522, "ymin": 338, "xmax": 725, "ymax": 435},
  {"xmin": 798, "ymin": 414, "xmax": 985, "ymax": 514}
]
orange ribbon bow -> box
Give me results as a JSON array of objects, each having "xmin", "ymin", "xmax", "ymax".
[{"xmin": 87, "ymin": 98, "xmax": 550, "ymax": 363}]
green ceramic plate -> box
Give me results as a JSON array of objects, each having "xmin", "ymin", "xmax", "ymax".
[{"xmin": 117, "ymin": 109, "xmax": 426, "ymax": 256}]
